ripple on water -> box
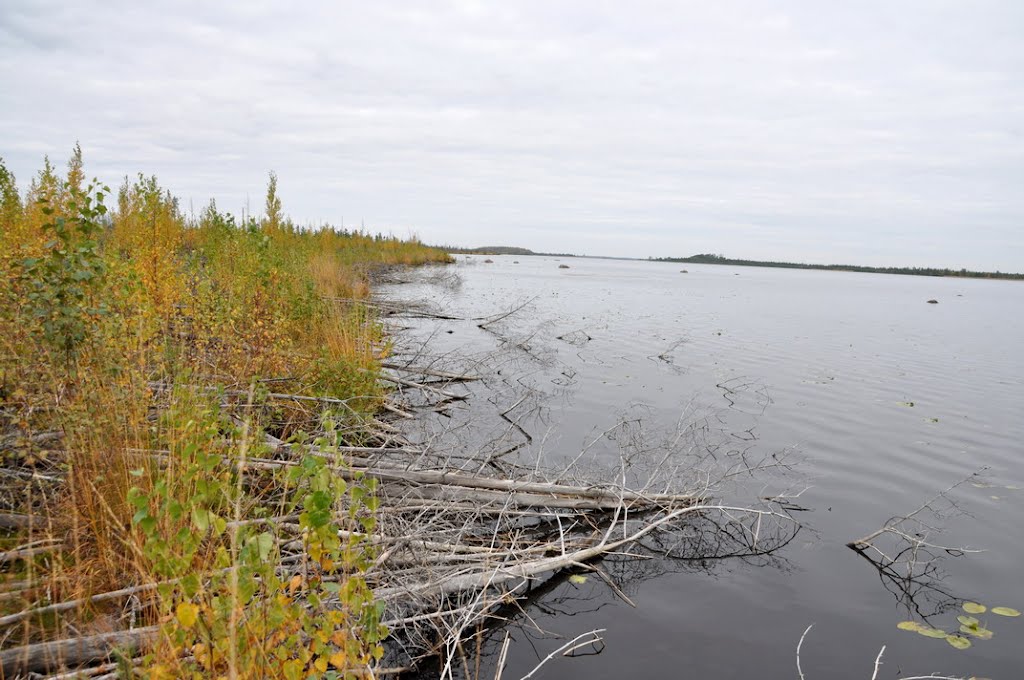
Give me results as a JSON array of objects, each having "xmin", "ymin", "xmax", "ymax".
[{"xmin": 383, "ymin": 257, "xmax": 1024, "ymax": 678}]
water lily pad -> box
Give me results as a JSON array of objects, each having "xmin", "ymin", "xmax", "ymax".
[
  {"xmin": 992, "ymin": 606, "xmax": 1021, "ymax": 617},
  {"xmin": 917, "ymin": 627, "xmax": 948, "ymax": 639},
  {"xmin": 957, "ymin": 615, "xmax": 980, "ymax": 627},
  {"xmin": 963, "ymin": 602, "xmax": 987, "ymax": 614},
  {"xmin": 946, "ymin": 635, "xmax": 971, "ymax": 650},
  {"xmin": 960, "ymin": 625, "xmax": 993, "ymax": 640},
  {"xmin": 897, "ymin": 621, "xmax": 923, "ymax": 631}
]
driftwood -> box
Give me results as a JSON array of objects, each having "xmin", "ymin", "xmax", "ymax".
[
  {"xmin": 0, "ymin": 513, "xmax": 31, "ymax": 530},
  {"xmin": 0, "ymin": 274, "xmax": 804, "ymax": 678},
  {"xmin": 0, "ymin": 626, "xmax": 158, "ymax": 676},
  {"xmin": 0, "ymin": 541, "xmax": 63, "ymax": 564},
  {"xmin": 381, "ymin": 363, "xmax": 481, "ymax": 382}
]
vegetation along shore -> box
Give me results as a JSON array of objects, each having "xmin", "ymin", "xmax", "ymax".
[
  {"xmin": 0, "ymin": 149, "xmax": 801, "ymax": 678},
  {"xmin": 0, "ymin": 146, "xmax": 451, "ymax": 676}
]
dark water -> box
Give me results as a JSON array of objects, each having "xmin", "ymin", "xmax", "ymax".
[{"xmin": 382, "ymin": 255, "xmax": 1024, "ymax": 679}]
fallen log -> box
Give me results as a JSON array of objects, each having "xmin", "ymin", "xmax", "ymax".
[
  {"xmin": 0, "ymin": 626, "xmax": 158, "ymax": 676},
  {"xmin": 0, "ymin": 513, "xmax": 31, "ymax": 531},
  {"xmin": 381, "ymin": 363, "xmax": 482, "ymax": 382}
]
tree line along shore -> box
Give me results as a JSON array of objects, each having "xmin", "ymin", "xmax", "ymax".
[{"xmin": 655, "ymin": 253, "xmax": 1024, "ymax": 280}]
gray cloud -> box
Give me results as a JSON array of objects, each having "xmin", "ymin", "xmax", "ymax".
[{"xmin": 2, "ymin": 0, "xmax": 1022, "ymax": 269}]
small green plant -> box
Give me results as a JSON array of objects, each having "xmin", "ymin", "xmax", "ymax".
[
  {"xmin": 20, "ymin": 180, "xmax": 110, "ymax": 358},
  {"xmin": 130, "ymin": 394, "xmax": 387, "ymax": 677}
]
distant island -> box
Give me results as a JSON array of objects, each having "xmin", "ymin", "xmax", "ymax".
[
  {"xmin": 440, "ymin": 245, "xmax": 578, "ymax": 257},
  {"xmin": 437, "ymin": 246, "xmax": 1021, "ymax": 280},
  {"xmin": 653, "ymin": 254, "xmax": 1024, "ymax": 280}
]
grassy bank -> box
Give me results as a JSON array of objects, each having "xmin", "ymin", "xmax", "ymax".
[{"xmin": 0, "ymin": 147, "xmax": 450, "ymax": 677}]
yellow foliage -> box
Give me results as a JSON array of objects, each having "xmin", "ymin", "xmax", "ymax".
[{"xmin": 0, "ymin": 149, "xmax": 449, "ymax": 678}]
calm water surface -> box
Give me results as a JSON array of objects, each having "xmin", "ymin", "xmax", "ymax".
[{"xmin": 383, "ymin": 255, "xmax": 1024, "ymax": 679}]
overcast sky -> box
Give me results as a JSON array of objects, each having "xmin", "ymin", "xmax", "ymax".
[{"xmin": 2, "ymin": 1, "xmax": 1022, "ymax": 269}]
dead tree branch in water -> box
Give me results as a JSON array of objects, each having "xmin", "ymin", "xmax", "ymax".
[{"xmin": 846, "ymin": 470, "xmax": 987, "ymax": 621}]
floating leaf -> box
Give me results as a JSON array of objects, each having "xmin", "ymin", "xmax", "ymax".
[
  {"xmin": 963, "ymin": 602, "xmax": 987, "ymax": 614},
  {"xmin": 992, "ymin": 606, "xmax": 1021, "ymax": 617},
  {"xmin": 946, "ymin": 635, "xmax": 971, "ymax": 650},
  {"xmin": 897, "ymin": 621, "xmax": 923, "ymax": 631},
  {"xmin": 917, "ymin": 627, "xmax": 948, "ymax": 639},
  {"xmin": 568, "ymin": 574, "xmax": 588, "ymax": 585},
  {"xmin": 960, "ymin": 625, "xmax": 993, "ymax": 640},
  {"xmin": 957, "ymin": 615, "xmax": 980, "ymax": 627}
]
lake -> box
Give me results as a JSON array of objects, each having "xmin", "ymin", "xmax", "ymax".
[{"xmin": 381, "ymin": 254, "xmax": 1024, "ymax": 678}]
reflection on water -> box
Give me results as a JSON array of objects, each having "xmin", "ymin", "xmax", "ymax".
[
  {"xmin": 847, "ymin": 473, "xmax": 984, "ymax": 623},
  {"xmin": 381, "ymin": 255, "xmax": 1024, "ymax": 678}
]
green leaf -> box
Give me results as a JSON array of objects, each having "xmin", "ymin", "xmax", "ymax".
[
  {"xmin": 182, "ymin": 573, "xmax": 201, "ymax": 598},
  {"xmin": 945, "ymin": 635, "xmax": 971, "ymax": 650},
  {"xmin": 568, "ymin": 574, "xmax": 588, "ymax": 585},
  {"xmin": 255, "ymin": 532, "xmax": 274, "ymax": 561},
  {"xmin": 962, "ymin": 602, "xmax": 987, "ymax": 614},
  {"xmin": 191, "ymin": 507, "xmax": 210, "ymax": 533},
  {"xmin": 957, "ymin": 615, "xmax": 979, "ymax": 627},
  {"xmin": 139, "ymin": 516, "xmax": 157, "ymax": 535},
  {"xmin": 897, "ymin": 621, "xmax": 923, "ymax": 632},
  {"xmin": 992, "ymin": 606, "xmax": 1021, "ymax": 617}
]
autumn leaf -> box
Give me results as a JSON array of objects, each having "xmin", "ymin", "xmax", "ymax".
[{"xmin": 175, "ymin": 601, "xmax": 199, "ymax": 629}]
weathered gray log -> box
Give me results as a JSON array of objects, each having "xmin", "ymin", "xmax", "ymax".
[
  {"xmin": 0, "ymin": 626, "xmax": 158, "ymax": 676},
  {"xmin": 380, "ymin": 363, "xmax": 481, "ymax": 381},
  {"xmin": 0, "ymin": 581, "xmax": 164, "ymax": 629},
  {"xmin": 0, "ymin": 543, "xmax": 62, "ymax": 564},
  {"xmin": 0, "ymin": 513, "xmax": 31, "ymax": 530}
]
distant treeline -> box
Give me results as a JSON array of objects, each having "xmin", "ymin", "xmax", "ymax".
[
  {"xmin": 440, "ymin": 245, "xmax": 577, "ymax": 257},
  {"xmin": 654, "ymin": 254, "xmax": 1024, "ymax": 280}
]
